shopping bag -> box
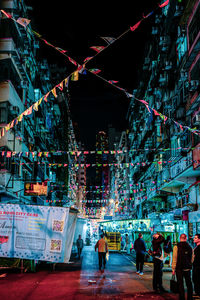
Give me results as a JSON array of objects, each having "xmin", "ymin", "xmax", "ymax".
[
  {"xmin": 170, "ymin": 275, "xmax": 179, "ymax": 293},
  {"xmin": 106, "ymin": 252, "xmax": 109, "ymax": 261}
]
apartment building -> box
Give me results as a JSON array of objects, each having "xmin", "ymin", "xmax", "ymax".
[
  {"xmin": 109, "ymin": 131, "xmax": 130, "ymax": 219},
  {"xmin": 127, "ymin": 0, "xmax": 200, "ymax": 236},
  {"xmin": 0, "ymin": 0, "xmax": 78, "ymax": 208}
]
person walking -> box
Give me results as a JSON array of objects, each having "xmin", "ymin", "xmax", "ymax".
[
  {"xmin": 95, "ymin": 234, "xmax": 108, "ymax": 270},
  {"xmin": 151, "ymin": 232, "xmax": 166, "ymax": 292},
  {"xmin": 123, "ymin": 234, "xmax": 130, "ymax": 254},
  {"xmin": 163, "ymin": 235, "xmax": 173, "ymax": 266},
  {"xmin": 193, "ymin": 234, "xmax": 200, "ymax": 298},
  {"xmin": 172, "ymin": 233, "xmax": 193, "ymax": 300},
  {"xmin": 134, "ymin": 233, "xmax": 146, "ymax": 275},
  {"xmin": 76, "ymin": 234, "xmax": 84, "ymax": 259}
]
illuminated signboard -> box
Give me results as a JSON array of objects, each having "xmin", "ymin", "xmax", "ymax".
[{"xmin": 24, "ymin": 182, "xmax": 48, "ymax": 196}]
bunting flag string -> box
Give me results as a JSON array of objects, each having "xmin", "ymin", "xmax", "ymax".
[
  {"xmin": 0, "ymin": 159, "xmax": 199, "ymax": 168},
  {"xmin": 81, "ymin": 65, "xmax": 200, "ymax": 136},
  {"xmin": 1, "ymin": 1, "xmax": 199, "ymax": 139},
  {"xmin": 0, "ymin": 146, "xmax": 199, "ymax": 156}
]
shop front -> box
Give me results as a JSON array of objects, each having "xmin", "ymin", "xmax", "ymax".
[{"xmin": 99, "ymin": 218, "xmax": 151, "ymax": 252}]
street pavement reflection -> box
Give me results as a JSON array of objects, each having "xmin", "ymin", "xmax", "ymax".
[{"xmin": 0, "ymin": 245, "xmax": 178, "ymax": 299}]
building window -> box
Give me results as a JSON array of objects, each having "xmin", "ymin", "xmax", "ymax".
[{"xmin": 0, "ymin": 107, "xmax": 7, "ymax": 124}]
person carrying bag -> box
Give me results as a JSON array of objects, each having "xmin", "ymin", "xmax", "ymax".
[{"xmin": 170, "ymin": 274, "xmax": 179, "ymax": 293}]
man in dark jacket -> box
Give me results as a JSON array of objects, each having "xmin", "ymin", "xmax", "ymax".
[
  {"xmin": 193, "ymin": 234, "xmax": 200, "ymax": 297},
  {"xmin": 172, "ymin": 233, "xmax": 193, "ymax": 300},
  {"xmin": 151, "ymin": 233, "xmax": 166, "ymax": 292},
  {"xmin": 76, "ymin": 234, "xmax": 84, "ymax": 259},
  {"xmin": 134, "ymin": 233, "xmax": 146, "ymax": 275}
]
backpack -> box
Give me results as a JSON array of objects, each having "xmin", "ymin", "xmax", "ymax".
[{"xmin": 176, "ymin": 242, "xmax": 192, "ymax": 270}]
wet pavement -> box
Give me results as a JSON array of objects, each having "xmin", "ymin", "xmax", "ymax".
[{"xmin": 0, "ymin": 245, "xmax": 179, "ymax": 300}]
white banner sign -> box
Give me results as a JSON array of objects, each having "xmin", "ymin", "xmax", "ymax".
[{"xmin": 0, "ymin": 204, "xmax": 76, "ymax": 263}]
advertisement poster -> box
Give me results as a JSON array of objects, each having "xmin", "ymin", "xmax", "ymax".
[{"xmin": 0, "ymin": 204, "xmax": 70, "ymax": 263}]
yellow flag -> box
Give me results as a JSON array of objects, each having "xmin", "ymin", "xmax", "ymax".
[
  {"xmin": 71, "ymin": 71, "xmax": 79, "ymax": 81},
  {"xmin": 51, "ymin": 88, "xmax": 57, "ymax": 98}
]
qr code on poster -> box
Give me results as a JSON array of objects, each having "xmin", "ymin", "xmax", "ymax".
[
  {"xmin": 50, "ymin": 239, "xmax": 62, "ymax": 252},
  {"xmin": 52, "ymin": 220, "xmax": 64, "ymax": 232}
]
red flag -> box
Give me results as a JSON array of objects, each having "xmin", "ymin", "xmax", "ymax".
[
  {"xmin": 67, "ymin": 56, "xmax": 77, "ymax": 66},
  {"xmin": 84, "ymin": 57, "xmax": 93, "ymax": 63},
  {"xmin": 55, "ymin": 47, "xmax": 67, "ymax": 54},
  {"xmin": 90, "ymin": 46, "xmax": 105, "ymax": 53},
  {"xmin": 159, "ymin": 0, "xmax": 169, "ymax": 8},
  {"xmin": 130, "ymin": 20, "xmax": 142, "ymax": 32},
  {"xmin": 108, "ymin": 80, "xmax": 119, "ymax": 84},
  {"xmin": 89, "ymin": 68, "xmax": 101, "ymax": 74},
  {"xmin": 153, "ymin": 109, "xmax": 160, "ymax": 116},
  {"xmin": 139, "ymin": 99, "xmax": 151, "ymax": 113}
]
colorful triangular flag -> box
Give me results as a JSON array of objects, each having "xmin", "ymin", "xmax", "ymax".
[
  {"xmin": 23, "ymin": 106, "xmax": 33, "ymax": 116},
  {"xmin": 51, "ymin": 88, "xmax": 57, "ymax": 98},
  {"xmin": 71, "ymin": 71, "xmax": 79, "ymax": 81},
  {"xmin": 16, "ymin": 17, "xmax": 31, "ymax": 27},
  {"xmin": 90, "ymin": 46, "xmax": 105, "ymax": 53},
  {"xmin": 130, "ymin": 20, "xmax": 142, "ymax": 32},
  {"xmin": 100, "ymin": 36, "xmax": 116, "ymax": 45},
  {"xmin": 89, "ymin": 68, "xmax": 101, "ymax": 74}
]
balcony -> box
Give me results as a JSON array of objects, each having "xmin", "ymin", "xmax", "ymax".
[
  {"xmin": 159, "ymin": 151, "xmax": 200, "ymax": 192},
  {"xmin": 186, "ymin": 91, "xmax": 200, "ymax": 115},
  {"xmin": 186, "ymin": 1, "xmax": 200, "ymax": 66},
  {"xmin": 0, "ymin": 81, "xmax": 24, "ymax": 110},
  {"xmin": 0, "ymin": 38, "xmax": 30, "ymax": 82}
]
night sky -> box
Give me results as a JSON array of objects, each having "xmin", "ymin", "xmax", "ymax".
[{"xmin": 26, "ymin": 0, "xmax": 160, "ymax": 148}]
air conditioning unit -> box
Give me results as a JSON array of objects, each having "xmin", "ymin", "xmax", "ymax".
[
  {"xmin": 165, "ymin": 61, "xmax": 172, "ymax": 70},
  {"xmin": 10, "ymin": 105, "xmax": 19, "ymax": 115},
  {"xmin": 180, "ymin": 70, "xmax": 187, "ymax": 81},
  {"xmin": 155, "ymin": 15, "xmax": 162, "ymax": 24},
  {"xmin": 159, "ymin": 73, "xmax": 168, "ymax": 85},
  {"xmin": 21, "ymin": 48, "xmax": 29, "ymax": 55},
  {"xmin": 193, "ymin": 114, "xmax": 200, "ymax": 125},
  {"xmin": 40, "ymin": 60, "xmax": 48, "ymax": 70},
  {"xmin": 28, "ymin": 137, "xmax": 34, "ymax": 144},
  {"xmin": 33, "ymin": 41, "xmax": 40, "ymax": 49},
  {"xmin": 189, "ymin": 80, "xmax": 199, "ymax": 91},
  {"xmin": 38, "ymin": 118, "xmax": 44, "ymax": 125},
  {"xmin": 174, "ymin": 5, "xmax": 184, "ymax": 17},
  {"xmin": 20, "ymin": 81, "xmax": 29, "ymax": 89},
  {"xmin": 152, "ymin": 27, "xmax": 158, "ymax": 35}
]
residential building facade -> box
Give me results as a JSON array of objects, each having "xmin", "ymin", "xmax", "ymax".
[{"xmin": 127, "ymin": 0, "xmax": 200, "ymax": 237}]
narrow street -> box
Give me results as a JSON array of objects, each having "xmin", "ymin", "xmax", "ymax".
[{"xmin": 0, "ymin": 245, "xmax": 178, "ymax": 300}]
